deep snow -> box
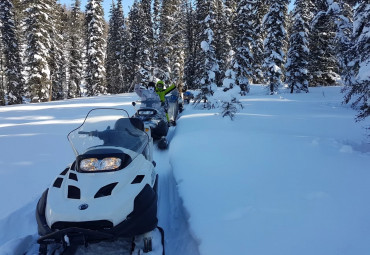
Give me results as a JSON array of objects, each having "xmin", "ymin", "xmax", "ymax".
[{"xmin": 0, "ymin": 85, "xmax": 369, "ymax": 255}]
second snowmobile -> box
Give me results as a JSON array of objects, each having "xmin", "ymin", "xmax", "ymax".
[{"xmin": 132, "ymin": 99, "xmax": 169, "ymax": 150}]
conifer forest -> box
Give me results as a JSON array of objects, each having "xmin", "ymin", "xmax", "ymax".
[{"xmin": 0, "ymin": 0, "xmax": 369, "ymax": 122}]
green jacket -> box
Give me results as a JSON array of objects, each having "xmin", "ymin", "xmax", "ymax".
[{"xmin": 155, "ymin": 84, "xmax": 176, "ymax": 102}]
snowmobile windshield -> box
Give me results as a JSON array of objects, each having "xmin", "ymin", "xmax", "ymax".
[
  {"xmin": 140, "ymin": 99, "xmax": 161, "ymax": 110},
  {"xmin": 67, "ymin": 108, "xmax": 149, "ymax": 157}
]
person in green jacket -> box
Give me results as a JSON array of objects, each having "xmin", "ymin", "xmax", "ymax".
[{"xmin": 155, "ymin": 80, "xmax": 176, "ymax": 123}]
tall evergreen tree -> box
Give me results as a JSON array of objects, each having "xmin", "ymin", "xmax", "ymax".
[
  {"xmin": 166, "ymin": 0, "xmax": 187, "ymax": 87},
  {"xmin": 157, "ymin": 0, "xmax": 174, "ymax": 83},
  {"xmin": 120, "ymin": 7, "xmax": 131, "ymax": 92},
  {"xmin": 68, "ymin": 0, "xmax": 84, "ymax": 98},
  {"xmin": 106, "ymin": 0, "xmax": 126, "ymax": 94},
  {"xmin": 126, "ymin": 0, "xmax": 141, "ymax": 89},
  {"xmin": 309, "ymin": 0, "xmax": 340, "ymax": 86},
  {"xmin": 193, "ymin": 0, "xmax": 219, "ymax": 106},
  {"xmin": 263, "ymin": 0, "xmax": 289, "ymax": 94},
  {"xmin": 0, "ymin": 0, "xmax": 24, "ymax": 105},
  {"xmin": 106, "ymin": 2, "xmax": 117, "ymax": 93},
  {"xmin": 126, "ymin": 0, "xmax": 152, "ymax": 87},
  {"xmin": 23, "ymin": 0, "xmax": 54, "ymax": 102},
  {"xmin": 224, "ymin": 0, "xmax": 254, "ymax": 94},
  {"xmin": 51, "ymin": 2, "xmax": 68, "ymax": 101},
  {"xmin": 152, "ymin": 0, "xmax": 161, "ymax": 69},
  {"xmin": 139, "ymin": 0, "xmax": 153, "ymax": 84},
  {"xmin": 0, "ymin": 36, "xmax": 5, "ymax": 106},
  {"xmin": 222, "ymin": 0, "xmax": 236, "ymax": 78},
  {"xmin": 343, "ymin": 1, "xmax": 370, "ymax": 122},
  {"xmin": 329, "ymin": 1, "xmax": 353, "ymax": 77},
  {"xmin": 183, "ymin": 1, "xmax": 197, "ymax": 89},
  {"xmin": 250, "ymin": 0, "xmax": 269, "ymax": 84},
  {"xmin": 85, "ymin": 0, "xmax": 106, "ymax": 96},
  {"xmin": 213, "ymin": 0, "xmax": 230, "ymax": 87},
  {"xmin": 285, "ymin": 0, "xmax": 314, "ymax": 93}
]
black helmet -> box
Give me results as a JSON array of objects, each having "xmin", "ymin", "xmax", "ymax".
[{"xmin": 148, "ymin": 81, "xmax": 155, "ymax": 88}]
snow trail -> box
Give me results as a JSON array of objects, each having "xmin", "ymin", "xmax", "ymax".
[{"xmin": 155, "ymin": 127, "xmax": 200, "ymax": 255}]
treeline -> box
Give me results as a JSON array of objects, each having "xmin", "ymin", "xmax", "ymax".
[{"xmin": 0, "ymin": 0, "xmax": 368, "ymax": 120}]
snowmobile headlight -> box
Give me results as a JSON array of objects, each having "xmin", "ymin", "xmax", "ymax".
[
  {"xmin": 80, "ymin": 158, "xmax": 99, "ymax": 171},
  {"xmin": 100, "ymin": 157, "xmax": 122, "ymax": 170},
  {"xmin": 80, "ymin": 157, "xmax": 122, "ymax": 171}
]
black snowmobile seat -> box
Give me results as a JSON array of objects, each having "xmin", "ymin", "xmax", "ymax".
[
  {"xmin": 130, "ymin": 118, "xmax": 144, "ymax": 131},
  {"xmin": 114, "ymin": 118, "xmax": 144, "ymax": 132}
]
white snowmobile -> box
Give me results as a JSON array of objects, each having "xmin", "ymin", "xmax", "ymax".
[
  {"xmin": 132, "ymin": 99, "xmax": 169, "ymax": 150},
  {"xmin": 35, "ymin": 108, "xmax": 164, "ymax": 255}
]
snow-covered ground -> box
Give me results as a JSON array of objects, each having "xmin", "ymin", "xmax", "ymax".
[{"xmin": 0, "ymin": 85, "xmax": 369, "ymax": 255}]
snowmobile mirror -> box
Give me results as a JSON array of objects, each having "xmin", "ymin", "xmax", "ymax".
[{"xmin": 132, "ymin": 102, "xmax": 136, "ymax": 107}]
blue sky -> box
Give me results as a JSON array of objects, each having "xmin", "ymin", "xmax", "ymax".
[
  {"xmin": 59, "ymin": 0, "xmax": 294, "ymax": 21},
  {"xmin": 58, "ymin": 0, "xmax": 134, "ymax": 20}
]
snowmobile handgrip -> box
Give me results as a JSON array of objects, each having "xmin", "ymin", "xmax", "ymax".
[
  {"xmin": 78, "ymin": 131, "xmax": 99, "ymax": 136},
  {"xmin": 78, "ymin": 131, "xmax": 90, "ymax": 135}
]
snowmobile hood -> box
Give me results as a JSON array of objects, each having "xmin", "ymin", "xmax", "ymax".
[{"xmin": 45, "ymin": 152, "xmax": 156, "ymax": 228}]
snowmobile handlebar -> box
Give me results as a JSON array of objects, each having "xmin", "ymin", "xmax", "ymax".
[{"xmin": 78, "ymin": 130, "xmax": 99, "ymax": 137}]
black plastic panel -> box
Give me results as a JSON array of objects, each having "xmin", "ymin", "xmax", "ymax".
[
  {"xmin": 67, "ymin": 186, "xmax": 80, "ymax": 199},
  {"xmin": 94, "ymin": 182, "xmax": 118, "ymax": 198},
  {"xmin": 53, "ymin": 178, "xmax": 63, "ymax": 188},
  {"xmin": 131, "ymin": 175, "xmax": 145, "ymax": 184}
]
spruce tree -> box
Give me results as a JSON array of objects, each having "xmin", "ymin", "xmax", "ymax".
[
  {"xmin": 126, "ymin": 0, "xmax": 141, "ymax": 90},
  {"xmin": 263, "ymin": 0, "xmax": 289, "ymax": 94},
  {"xmin": 309, "ymin": 0, "xmax": 340, "ymax": 86},
  {"xmin": 139, "ymin": 0, "xmax": 153, "ymax": 84},
  {"xmin": 224, "ymin": 0, "xmax": 253, "ymax": 94},
  {"xmin": 106, "ymin": 2, "xmax": 117, "ymax": 94},
  {"xmin": 68, "ymin": 0, "xmax": 84, "ymax": 98},
  {"xmin": 166, "ymin": 0, "xmax": 187, "ymax": 87},
  {"xmin": 329, "ymin": 1, "xmax": 353, "ymax": 77},
  {"xmin": 250, "ymin": 0, "xmax": 269, "ymax": 84},
  {"xmin": 127, "ymin": 0, "xmax": 152, "ymax": 87},
  {"xmin": 0, "ymin": 40, "xmax": 4, "ymax": 106},
  {"xmin": 51, "ymin": 2, "xmax": 68, "ymax": 101},
  {"xmin": 183, "ymin": 1, "xmax": 197, "ymax": 89},
  {"xmin": 285, "ymin": 0, "xmax": 314, "ymax": 93},
  {"xmin": 120, "ymin": 7, "xmax": 131, "ymax": 92},
  {"xmin": 213, "ymin": 0, "xmax": 229, "ymax": 87},
  {"xmin": 152, "ymin": 0, "xmax": 161, "ymax": 69},
  {"xmin": 85, "ymin": 0, "xmax": 107, "ymax": 96},
  {"xmin": 222, "ymin": 0, "xmax": 236, "ymax": 77},
  {"xmin": 0, "ymin": 0, "xmax": 24, "ymax": 105},
  {"xmin": 343, "ymin": 1, "xmax": 370, "ymax": 123},
  {"xmin": 157, "ymin": 0, "xmax": 174, "ymax": 83},
  {"xmin": 24, "ymin": 0, "xmax": 54, "ymax": 102},
  {"xmin": 193, "ymin": 0, "xmax": 219, "ymax": 107},
  {"xmin": 106, "ymin": 1, "xmax": 126, "ymax": 94}
]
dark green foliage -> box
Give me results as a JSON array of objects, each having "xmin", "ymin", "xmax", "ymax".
[
  {"xmin": 263, "ymin": 0, "xmax": 289, "ymax": 94},
  {"xmin": 51, "ymin": 3, "xmax": 68, "ymax": 101},
  {"xmin": 68, "ymin": 0, "xmax": 84, "ymax": 98},
  {"xmin": 228, "ymin": 0, "xmax": 254, "ymax": 93},
  {"xmin": 250, "ymin": 0, "xmax": 269, "ymax": 84},
  {"xmin": 106, "ymin": 0, "xmax": 126, "ymax": 94},
  {"xmin": 0, "ymin": 0, "xmax": 24, "ymax": 105},
  {"xmin": 85, "ymin": 0, "xmax": 106, "ymax": 96},
  {"xmin": 24, "ymin": 0, "xmax": 54, "ymax": 102},
  {"xmin": 309, "ymin": 0, "xmax": 340, "ymax": 87},
  {"xmin": 126, "ymin": 0, "xmax": 147, "ymax": 89},
  {"xmin": 193, "ymin": 0, "xmax": 219, "ymax": 104},
  {"xmin": 342, "ymin": 1, "xmax": 370, "ymax": 123},
  {"xmin": 285, "ymin": 0, "xmax": 314, "ymax": 93},
  {"xmin": 183, "ymin": 1, "xmax": 197, "ymax": 89}
]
